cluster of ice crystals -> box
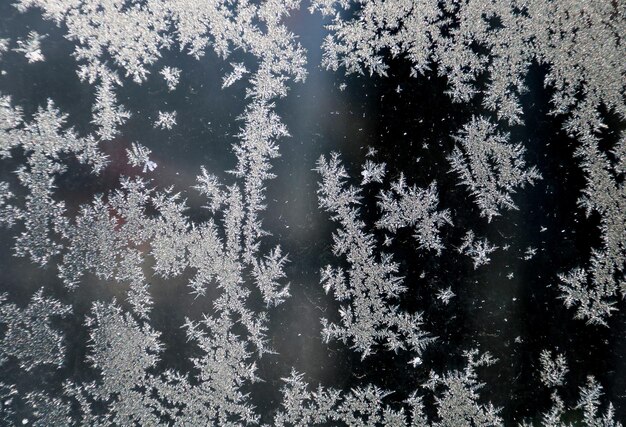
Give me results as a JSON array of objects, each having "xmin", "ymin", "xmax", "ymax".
[
  {"xmin": 0, "ymin": 1, "xmax": 307, "ymax": 422},
  {"xmin": 275, "ymin": 349, "xmax": 502, "ymax": 426},
  {"xmin": 0, "ymin": 289, "xmax": 71, "ymax": 371},
  {"xmin": 557, "ymin": 132, "xmax": 626, "ymax": 325},
  {"xmin": 311, "ymin": 0, "xmax": 626, "ymax": 323},
  {"xmin": 0, "ymin": 98, "xmax": 106, "ymax": 265},
  {"xmin": 521, "ymin": 351, "xmax": 622, "ymax": 427},
  {"xmin": 423, "ymin": 349, "xmax": 502, "ymax": 427},
  {"xmin": 0, "ymin": 0, "xmax": 623, "ymax": 424},
  {"xmin": 16, "ymin": 0, "xmax": 307, "ymax": 141},
  {"xmin": 310, "ymin": 0, "xmax": 625, "ymax": 133},
  {"xmin": 316, "ymin": 153, "xmax": 435, "ymax": 358}
]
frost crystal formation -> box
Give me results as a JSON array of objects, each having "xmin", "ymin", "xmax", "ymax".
[
  {"xmin": 154, "ymin": 110, "xmax": 177, "ymax": 130},
  {"xmin": 0, "ymin": 0, "xmax": 624, "ymax": 425},
  {"xmin": 449, "ymin": 117, "xmax": 541, "ymax": 222},
  {"xmin": 160, "ymin": 66, "xmax": 181, "ymax": 91},
  {"xmin": 316, "ymin": 153, "xmax": 435, "ymax": 358},
  {"xmin": 13, "ymin": 31, "xmax": 45, "ymax": 63}
]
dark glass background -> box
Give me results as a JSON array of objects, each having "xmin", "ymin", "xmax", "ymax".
[{"xmin": 0, "ymin": 2, "xmax": 624, "ymax": 424}]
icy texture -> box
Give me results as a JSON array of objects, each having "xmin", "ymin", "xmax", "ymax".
[
  {"xmin": 0, "ymin": 0, "xmax": 623, "ymax": 424},
  {"xmin": 316, "ymin": 153, "xmax": 435, "ymax": 358},
  {"xmin": 449, "ymin": 116, "xmax": 541, "ymax": 222},
  {"xmin": 275, "ymin": 349, "xmax": 502, "ymax": 426},
  {"xmin": 311, "ymin": 0, "xmax": 626, "ymax": 324}
]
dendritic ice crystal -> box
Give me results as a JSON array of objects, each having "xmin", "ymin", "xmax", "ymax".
[
  {"xmin": 160, "ymin": 66, "xmax": 181, "ymax": 91},
  {"xmin": 457, "ymin": 230, "xmax": 498, "ymax": 270},
  {"xmin": 154, "ymin": 110, "xmax": 177, "ymax": 130},
  {"xmin": 0, "ymin": 0, "xmax": 624, "ymax": 425},
  {"xmin": 13, "ymin": 31, "xmax": 46, "ymax": 64},
  {"xmin": 127, "ymin": 142, "xmax": 157, "ymax": 172},
  {"xmin": 449, "ymin": 116, "xmax": 541, "ymax": 222}
]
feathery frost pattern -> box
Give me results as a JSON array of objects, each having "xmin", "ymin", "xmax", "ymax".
[
  {"xmin": 310, "ymin": 0, "xmax": 625, "ymax": 324},
  {"xmin": 0, "ymin": 0, "xmax": 623, "ymax": 424},
  {"xmin": 376, "ymin": 174, "xmax": 451, "ymax": 254},
  {"xmin": 316, "ymin": 153, "xmax": 435, "ymax": 358},
  {"xmin": 275, "ymin": 349, "xmax": 503, "ymax": 426},
  {"xmin": 449, "ymin": 117, "xmax": 541, "ymax": 222}
]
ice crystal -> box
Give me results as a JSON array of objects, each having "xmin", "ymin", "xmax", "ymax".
[
  {"xmin": 127, "ymin": 141, "xmax": 157, "ymax": 172},
  {"xmin": 539, "ymin": 349, "xmax": 568, "ymax": 388},
  {"xmin": 0, "ymin": 39, "xmax": 9, "ymax": 59},
  {"xmin": 316, "ymin": 153, "xmax": 435, "ymax": 358},
  {"xmin": 523, "ymin": 246, "xmax": 537, "ymax": 261},
  {"xmin": 0, "ymin": 181, "xmax": 19, "ymax": 228},
  {"xmin": 360, "ymin": 159, "xmax": 386, "ymax": 185},
  {"xmin": 0, "ymin": 382, "xmax": 17, "ymax": 424},
  {"xmin": 458, "ymin": 231, "xmax": 498, "ymax": 269},
  {"xmin": 222, "ymin": 62, "xmax": 249, "ymax": 88},
  {"xmin": 231, "ymin": 100, "xmax": 291, "ymax": 263},
  {"xmin": 436, "ymin": 287, "xmax": 455, "ymax": 305},
  {"xmin": 449, "ymin": 117, "xmax": 541, "ymax": 222},
  {"xmin": 377, "ymin": 175, "xmax": 451, "ymax": 254},
  {"xmin": 574, "ymin": 377, "xmax": 622, "ymax": 427},
  {"xmin": 154, "ymin": 110, "xmax": 177, "ymax": 130},
  {"xmin": 160, "ymin": 66, "xmax": 181, "ymax": 91},
  {"xmin": 13, "ymin": 31, "xmax": 45, "ymax": 63},
  {"xmin": 365, "ymin": 146, "xmax": 377, "ymax": 157},
  {"xmin": 91, "ymin": 74, "xmax": 131, "ymax": 141},
  {"xmin": 252, "ymin": 246, "xmax": 291, "ymax": 307}
]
